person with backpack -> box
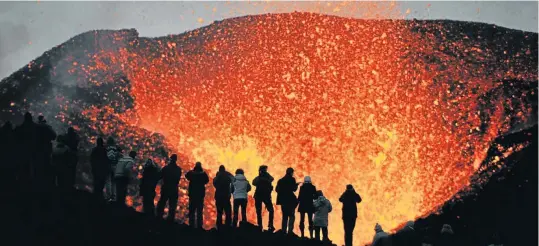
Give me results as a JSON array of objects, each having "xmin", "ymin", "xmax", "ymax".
[
  {"xmin": 339, "ymin": 184, "xmax": 362, "ymax": 246},
  {"xmin": 114, "ymin": 151, "xmax": 137, "ymax": 206},
  {"xmin": 298, "ymin": 176, "xmax": 317, "ymax": 238},
  {"xmin": 90, "ymin": 137, "xmax": 109, "ymax": 200},
  {"xmin": 252, "ymin": 165, "xmax": 275, "ymax": 231},
  {"xmin": 140, "ymin": 158, "xmax": 160, "ymax": 216},
  {"xmin": 232, "ymin": 168, "xmax": 251, "ymax": 227},
  {"xmin": 213, "ymin": 165, "xmax": 234, "ymax": 228},
  {"xmin": 185, "ymin": 162, "xmax": 209, "ymax": 228},
  {"xmin": 313, "ymin": 190, "xmax": 332, "ymax": 242},
  {"xmin": 156, "ymin": 154, "xmax": 182, "ymax": 221},
  {"xmin": 276, "ymin": 167, "xmax": 299, "ymax": 235},
  {"xmin": 105, "ymin": 137, "xmax": 122, "ymax": 202}
]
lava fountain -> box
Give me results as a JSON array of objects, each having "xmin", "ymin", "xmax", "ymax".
[{"xmin": 64, "ymin": 13, "xmax": 537, "ymax": 245}]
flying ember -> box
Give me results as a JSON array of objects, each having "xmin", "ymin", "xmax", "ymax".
[{"xmin": 68, "ymin": 13, "xmax": 536, "ymax": 245}]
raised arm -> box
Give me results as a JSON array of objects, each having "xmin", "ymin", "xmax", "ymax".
[
  {"xmin": 339, "ymin": 193, "xmax": 345, "ymax": 203},
  {"xmin": 356, "ymin": 193, "xmax": 362, "ymax": 203}
]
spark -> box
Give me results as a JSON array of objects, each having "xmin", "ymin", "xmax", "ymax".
[{"xmin": 45, "ymin": 13, "xmax": 536, "ymax": 245}]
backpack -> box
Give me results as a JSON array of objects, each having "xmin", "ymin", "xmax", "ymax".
[
  {"xmin": 115, "ymin": 157, "xmax": 134, "ymax": 178},
  {"xmin": 107, "ymin": 146, "xmax": 119, "ymax": 164}
]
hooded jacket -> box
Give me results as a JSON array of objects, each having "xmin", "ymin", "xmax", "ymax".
[
  {"xmin": 252, "ymin": 171, "xmax": 274, "ymax": 199},
  {"xmin": 90, "ymin": 143, "xmax": 109, "ymax": 179},
  {"xmin": 213, "ymin": 170, "xmax": 234, "ymax": 200},
  {"xmin": 313, "ymin": 195, "xmax": 332, "ymax": 227},
  {"xmin": 276, "ymin": 174, "xmax": 298, "ymax": 206},
  {"xmin": 52, "ymin": 140, "xmax": 70, "ymax": 168},
  {"xmin": 185, "ymin": 166, "xmax": 209, "ymax": 200},
  {"xmin": 232, "ymin": 174, "xmax": 251, "ymax": 199},
  {"xmin": 339, "ymin": 188, "xmax": 362, "ymax": 219},
  {"xmin": 114, "ymin": 155, "xmax": 135, "ymax": 179},
  {"xmin": 140, "ymin": 159, "xmax": 160, "ymax": 196},
  {"xmin": 106, "ymin": 145, "xmax": 122, "ymax": 170},
  {"xmin": 35, "ymin": 121, "xmax": 57, "ymax": 154},
  {"xmin": 298, "ymin": 182, "xmax": 317, "ymax": 213},
  {"xmin": 372, "ymin": 224, "xmax": 392, "ymax": 246},
  {"xmin": 437, "ymin": 224, "xmax": 455, "ymax": 246},
  {"xmin": 160, "ymin": 161, "xmax": 182, "ymax": 192}
]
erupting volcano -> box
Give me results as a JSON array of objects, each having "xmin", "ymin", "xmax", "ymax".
[{"xmin": 1, "ymin": 12, "xmax": 537, "ymax": 245}]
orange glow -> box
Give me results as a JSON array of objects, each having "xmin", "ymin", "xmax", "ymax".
[{"xmin": 64, "ymin": 12, "xmax": 536, "ymax": 245}]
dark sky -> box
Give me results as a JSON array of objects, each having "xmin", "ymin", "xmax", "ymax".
[{"xmin": 0, "ymin": 1, "xmax": 537, "ymax": 80}]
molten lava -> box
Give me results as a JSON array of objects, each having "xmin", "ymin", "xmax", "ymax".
[{"xmin": 68, "ymin": 13, "xmax": 537, "ymax": 245}]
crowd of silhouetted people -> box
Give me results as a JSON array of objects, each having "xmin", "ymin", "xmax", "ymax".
[
  {"xmin": 0, "ymin": 112, "xmax": 478, "ymax": 246},
  {"xmin": 0, "ymin": 113, "xmax": 79, "ymax": 193}
]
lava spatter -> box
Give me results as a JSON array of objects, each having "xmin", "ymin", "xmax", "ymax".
[{"xmin": 52, "ymin": 13, "xmax": 537, "ymax": 245}]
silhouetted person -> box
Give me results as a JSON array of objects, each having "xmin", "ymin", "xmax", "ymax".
[
  {"xmin": 140, "ymin": 159, "xmax": 160, "ymax": 216},
  {"xmin": 114, "ymin": 151, "xmax": 136, "ymax": 206},
  {"xmin": 63, "ymin": 127, "xmax": 79, "ymax": 191},
  {"xmin": 91, "ymin": 137, "xmax": 109, "ymax": 200},
  {"xmin": 65, "ymin": 127, "xmax": 79, "ymax": 153},
  {"xmin": 276, "ymin": 167, "xmax": 298, "ymax": 234},
  {"xmin": 372, "ymin": 223, "xmax": 392, "ymax": 246},
  {"xmin": 437, "ymin": 224, "xmax": 455, "ymax": 246},
  {"xmin": 252, "ymin": 165, "xmax": 275, "ymax": 231},
  {"xmin": 52, "ymin": 135, "xmax": 71, "ymax": 191},
  {"xmin": 392, "ymin": 221, "xmax": 420, "ymax": 246},
  {"xmin": 313, "ymin": 190, "xmax": 332, "ymax": 242},
  {"xmin": 105, "ymin": 137, "xmax": 121, "ymax": 201},
  {"xmin": 14, "ymin": 112, "xmax": 37, "ymax": 188},
  {"xmin": 185, "ymin": 161, "xmax": 209, "ymax": 228},
  {"xmin": 339, "ymin": 184, "xmax": 362, "ymax": 246},
  {"xmin": 213, "ymin": 165, "xmax": 233, "ymax": 228},
  {"xmin": 0, "ymin": 121, "xmax": 16, "ymax": 190},
  {"xmin": 156, "ymin": 154, "xmax": 182, "ymax": 221},
  {"xmin": 298, "ymin": 176, "xmax": 316, "ymax": 238},
  {"xmin": 35, "ymin": 115, "xmax": 57, "ymax": 189},
  {"xmin": 232, "ymin": 168, "xmax": 251, "ymax": 227}
]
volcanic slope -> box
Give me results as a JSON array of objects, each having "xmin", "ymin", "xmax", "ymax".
[{"xmin": 0, "ymin": 13, "xmax": 537, "ymax": 245}]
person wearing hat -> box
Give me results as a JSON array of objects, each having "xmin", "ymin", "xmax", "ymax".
[
  {"xmin": 339, "ymin": 184, "xmax": 362, "ymax": 246},
  {"xmin": 276, "ymin": 167, "xmax": 299, "ymax": 234},
  {"xmin": 185, "ymin": 161, "xmax": 210, "ymax": 228},
  {"xmin": 252, "ymin": 165, "xmax": 275, "ymax": 231},
  {"xmin": 372, "ymin": 223, "xmax": 391, "ymax": 246},
  {"xmin": 313, "ymin": 190, "xmax": 332, "ymax": 242},
  {"xmin": 298, "ymin": 176, "xmax": 317, "ymax": 238}
]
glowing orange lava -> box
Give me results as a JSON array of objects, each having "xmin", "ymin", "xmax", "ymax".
[{"xmin": 70, "ymin": 13, "xmax": 537, "ymax": 245}]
